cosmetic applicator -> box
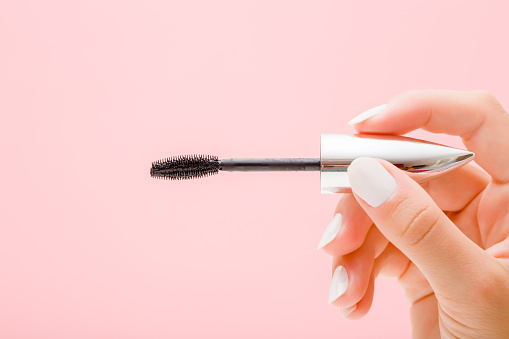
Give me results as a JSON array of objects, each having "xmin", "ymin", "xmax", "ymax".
[{"xmin": 150, "ymin": 133, "xmax": 474, "ymax": 193}]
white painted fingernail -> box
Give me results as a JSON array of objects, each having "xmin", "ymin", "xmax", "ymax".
[
  {"xmin": 317, "ymin": 213, "xmax": 342, "ymax": 250},
  {"xmin": 347, "ymin": 157, "xmax": 397, "ymax": 208},
  {"xmin": 328, "ymin": 266, "xmax": 349, "ymax": 304},
  {"xmin": 341, "ymin": 304, "xmax": 357, "ymax": 318},
  {"xmin": 347, "ymin": 104, "xmax": 387, "ymax": 125}
]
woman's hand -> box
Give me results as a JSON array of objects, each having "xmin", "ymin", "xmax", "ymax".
[{"xmin": 318, "ymin": 90, "xmax": 509, "ymax": 338}]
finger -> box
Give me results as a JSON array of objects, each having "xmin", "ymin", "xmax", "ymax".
[
  {"xmin": 343, "ymin": 274, "xmax": 375, "ymax": 320},
  {"xmin": 486, "ymin": 237, "xmax": 509, "ymax": 270},
  {"xmin": 346, "ymin": 243, "xmax": 433, "ymax": 320},
  {"xmin": 447, "ymin": 191, "xmax": 483, "ymax": 247},
  {"xmin": 318, "ymin": 193, "xmax": 374, "ymax": 255},
  {"xmin": 343, "ymin": 244, "xmax": 397, "ymax": 320},
  {"xmin": 328, "ymin": 226, "xmax": 387, "ymax": 308},
  {"xmin": 421, "ymin": 163, "xmax": 489, "ymax": 212},
  {"xmin": 397, "ymin": 261, "xmax": 433, "ymax": 305},
  {"xmin": 411, "ymin": 293, "xmax": 440, "ymax": 338},
  {"xmin": 347, "ymin": 157, "xmax": 501, "ymax": 300},
  {"xmin": 352, "ymin": 90, "xmax": 509, "ymax": 183},
  {"xmin": 373, "ymin": 242, "xmax": 410, "ymax": 278},
  {"xmin": 345, "ymin": 243, "xmax": 412, "ymax": 319}
]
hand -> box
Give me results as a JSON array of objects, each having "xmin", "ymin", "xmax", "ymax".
[{"xmin": 318, "ymin": 90, "xmax": 509, "ymax": 338}]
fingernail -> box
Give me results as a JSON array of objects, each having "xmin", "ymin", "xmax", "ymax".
[
  {"xmin": 328, "ymin": 266, "xmax": 349, "ymax": 304},
  {"xmin": 347, "ymin": 157, "xmax": 397, "ymax": 208},
  {"xmin": 317, "ymin": 213, "xmax": 342, "ymax": 250},
  {"xmin": 347, "ymin": 104, "xmax": 387, "ymax": 125},
  {"xmin": 341, "ymin": 304, "xmax": 357, "ymax": 318}
]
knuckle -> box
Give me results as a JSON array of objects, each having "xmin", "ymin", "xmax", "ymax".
[
  {"xmin": 473, "ymin": 90, "xmax": 505, "ymax": 113},
  {"xmin": 393, "ymin": 202, "xmax": 440, "ymax": 247},
  {"xmin": 462, "ymin": 90, "xmax": 507, "ymax": 141},
  {"xmin": 473, "ymin": 89, "xmax": 495, "ymax": 102}
]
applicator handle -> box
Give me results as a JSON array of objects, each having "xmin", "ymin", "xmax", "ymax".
[
  {"xmin": 220, "ymin": 158, "xmax": 320, "ymax": 171},
  {"xmin": 320, "ymin": 134, "xmax": 474, "ymax": 194}
]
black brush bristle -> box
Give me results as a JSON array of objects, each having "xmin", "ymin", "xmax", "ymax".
[{"xmin": 150, "ymin": 154, "xmax": 219, "ymax": 180}]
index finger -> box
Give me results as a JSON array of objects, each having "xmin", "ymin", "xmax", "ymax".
[{"xmin": 352, "ymin": 90, "xmax": 509, "ymax": 183}]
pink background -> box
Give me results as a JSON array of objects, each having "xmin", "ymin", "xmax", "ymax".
[{"xmin": 1, "ymin": 1, "xmax": 508, "ymax": 338}]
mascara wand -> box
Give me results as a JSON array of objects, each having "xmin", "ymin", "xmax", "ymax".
[
  {"xmin": 150, "ymin": 134, "xmax": 475, "ymax": 193},
  {"xmin": 150, "ymin": 155, "xmax": 321, "ymax": 180}
]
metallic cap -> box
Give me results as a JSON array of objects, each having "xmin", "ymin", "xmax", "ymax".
[{"xmin": 320, "ymin": 133, "xmax": 474, "ymax": 194}]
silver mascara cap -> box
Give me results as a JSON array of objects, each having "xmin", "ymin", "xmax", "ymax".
[{"xmin": 320, "ymin": 133, "xmax": 474, "ymax": 194}]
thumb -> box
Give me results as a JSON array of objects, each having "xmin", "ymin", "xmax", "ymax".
[{"xmin": 348, "ymin": 157, "xmax": 497, "ymax": 298}]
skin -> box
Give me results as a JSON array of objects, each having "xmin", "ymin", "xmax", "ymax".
[{"xmin": 321, "ymin": 90, "xmax": 509, "ymax": 338}]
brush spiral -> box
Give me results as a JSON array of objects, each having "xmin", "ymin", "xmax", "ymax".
[{"xmin": 150, "ymin": 154, "xmax": 219, "ymax": 180}]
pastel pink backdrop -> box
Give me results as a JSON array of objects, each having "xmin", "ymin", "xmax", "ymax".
[{"xmin": 1, "ymin": 1, "xmax": 508, "ymax": 338}]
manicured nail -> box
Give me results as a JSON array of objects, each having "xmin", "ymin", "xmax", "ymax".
[
  {"xmin": 328, "ymin": 266, "xmax": 349, "ymax": 304},
  {"xmin": 347, "ymin": 104, "xmax": 387, "ymax": 125},
  {"xmin": 317, "ymin": 213, "xmax": 342, "ymax": 250},
  {"xmin": 347, "ymin": 157, "xmax": 397, "ymax": 208},
  {"xmin": 341, "ymin": 304, "xmax": 357, "ymax": 318}
]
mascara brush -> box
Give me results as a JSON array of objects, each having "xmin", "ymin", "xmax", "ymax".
[{"xmin": 150, "ymin": 133, "xmax": 475, "ymax": 193}]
